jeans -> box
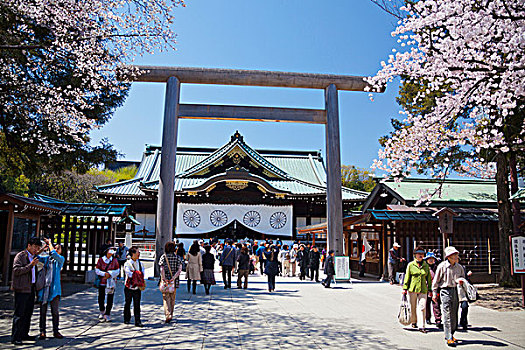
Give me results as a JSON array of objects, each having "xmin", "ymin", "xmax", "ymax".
[
  {"xmin": 460, "ymin": 301, "xmax": 469, "ymax": 327},
  {"xmin": 12, "ymin": 288, "xmax": 35, "ymax": 342},
  {"xmin": 123, "ymin": 288, "xmax": 141, "ymax": 324},
  {"xmin": 98, "ymin": 286, "xmax": 114, "ymax": 315},
  {"xmin": 222, "ymin": 265, "xmax": 233, "ymax": 288},
  {"xmin": 440, "ymin": 287, "xmax": 459, "ymax": 340},
  {"xmin": 267, "ymin": 274, "xmax": 276, "ymax": 291},
  {"xmin": 39, "ymin": 296, "xmax": 60, "ymax": 334}
]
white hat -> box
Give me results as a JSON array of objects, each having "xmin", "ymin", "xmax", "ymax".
[
  {"xmin": 393, "ymin": 242, "xmax": 401, "ymax": 248},
  {"xmin": 444, "ymin": 246, "xmax": 459, "ymax": 258},
  {"xmin": 107, "ymin": 249, "xmax": 116, "ymax": 255}
]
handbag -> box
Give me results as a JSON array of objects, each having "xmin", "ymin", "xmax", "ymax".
[
  {"xmin": 125, "ymin": 260, "xmax": 146, "ymax": 291},
  {"xmin": 159, "ymin": 254, "xmax": 175, "ymax": 293},
  {"xmin": 398, "ymin": 293, "xmax": 411, "ymax": 326}
]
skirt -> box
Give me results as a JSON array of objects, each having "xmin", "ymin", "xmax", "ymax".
[{"xmin": 201, "ymin": 269, "xmax": 216, "ymax": 285}]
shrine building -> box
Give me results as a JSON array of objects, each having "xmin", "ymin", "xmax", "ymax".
[{"xmin": 95, "ymin": 131, "xmax": 368, "ymax": 243}]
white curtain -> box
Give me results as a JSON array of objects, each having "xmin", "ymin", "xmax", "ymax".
[{"xmin": 176, "ymin": 203, "xmax": 293, "ymax": 237}]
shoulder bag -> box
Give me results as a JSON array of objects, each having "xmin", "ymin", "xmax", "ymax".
[{"xmin": 159, "ymin": 254, "xmax": 175, "ymax": 293}]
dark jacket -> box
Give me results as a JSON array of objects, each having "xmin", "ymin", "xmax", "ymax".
[
  {"xmin": 202, "ymin": 252, "xmax": 215, "ymax": 270},
  {"xmin": 324, "ymin": 255, "xmax": 335, "ymax": 275},
  {"xmin": 263, "ymin": 250, "xmax": 279, "ymax": 276},
  {"xmin": 11, "ymin": 250, "xmax": 34, "ymax": 293},
  {"xmin": 237, "ymin": 252, "xmax": 250, "ymax": 270},
  {"xmin": 308, "ymin": 250, "xmax": 321, "ymax": 269},
  {"xmin": 297, "ymin": 250, "xmax": 309, "ymax": 267}
]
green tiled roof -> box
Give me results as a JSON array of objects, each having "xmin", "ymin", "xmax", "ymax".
[
  {"xmin": 96, "ymin": 132, "xmax": 368, "ymax": 201},
  {"xmin": 381, "ymin": 178, "xmax": 498, "ymax": 203}
]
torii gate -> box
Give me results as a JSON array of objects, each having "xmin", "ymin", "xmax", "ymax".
[{"xmin": 129, "ymin": 66, "xmax": 382, "ymax": 268}]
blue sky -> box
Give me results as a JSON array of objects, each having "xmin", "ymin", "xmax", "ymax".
[{"xmin": 91, "ymin": 0, "xmax": 402, "ymax": 171}]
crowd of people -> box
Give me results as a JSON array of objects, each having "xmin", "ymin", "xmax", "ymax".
[
  {"xmin": 389, "ymin": 242, "xmax": 476, "ymax": 348},
  {"xmin": 11, "ymin": 234, "xmax": 475, "ymax": 348}
]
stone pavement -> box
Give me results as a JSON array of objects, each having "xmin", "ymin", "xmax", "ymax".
[{"xmin": 0, "ymin": 272, "xmax": 524, "ymax": 350}]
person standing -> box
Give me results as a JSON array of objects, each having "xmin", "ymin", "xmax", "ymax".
[
  {"xmin": 123, "ymin": 247, "xmax": 145, "ymax": 327},
  {"xmin": 432, "ymin": 247, "xmax": 465, "ymax": 347},
  {"xmin": 95, "ymin": 248, "xmax": 120, "ymax": 322},
  {"xmin": 402, "ymin": 247, "xmax": 432, "ymax": 334},
  {"xmin": 308, "ymin": 246, "xmax": 321, "ymax": 282},
  {"xmin": 256, "ymin": 243, "xmax": 267, "ymax": 275},
  {"xmin": 263, "ymin": 245, "xmax": 279, "ymax": 292},
  {"xmin": 201, "ymin": 245, "xmax": 216, "ymax": 295},
  {"xmin": 158, "ymin": 242, "xmax": 183, "ymax": 323},
  {"xmin": 236, "ymin": 246, "xmax": 250, "ymax": 289},
  {"xmin": 424, "ymin": 252, "xmax": 442, "ymax": 328},
  {"xmin": 322, "ymin": 250, "xmax": 336, "ymax": 288},
  {"xmin": 11, "ymin": 237, "xmax": 43, "ymax": 345},
  {"xmin": 297, "ymin": 244, "xmax": 309, "ymax": 280},
  {"xmin": 388, "ymin": 242, "xmax": 405, "ymax": 284},
  {"xmin": 290, "ymin": 245, "xmax": 298, "ymax": 277},
  {"xmin": 220, "ymin": 240, "xmax": 236, "ymax": 289},
  {"xmin": 186, "ymin": 241, "xmax": 203, "ymax": 295},
  {"xmin": 177, "ymin": 242, "xmax": 186, "ymax": 271},
  {"xmin": 115, "ymin": 242, "xmax": 129, "ymax": 279},
  {"xmin": 458, "ymin": 268, "xmax": 474, "ymax": 331},
  {"xmin": 37, "ymin": 238, "xmax": 65, "ymax": 340}
]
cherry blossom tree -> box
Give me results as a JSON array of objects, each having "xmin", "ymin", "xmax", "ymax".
[
  {"xmin": 0, "ymin": 0, "xmax": 185, "ymax": 191},
  {"xmin": 367, "ymin": 0, "xmax": 524, "ymax": 285}
]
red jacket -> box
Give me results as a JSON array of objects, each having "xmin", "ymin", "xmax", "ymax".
[{"xmin": 95, "ymin": 257, "xmax": 119, "ymax": 286}]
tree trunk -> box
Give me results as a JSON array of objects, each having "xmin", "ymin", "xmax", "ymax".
[
  {"xmin": 509, "ymin": 152, "xmax": 521, "ymax": 234},
  {"xmin": 495, "ymin": 152, "xmax": 519, "ymax": 287}
]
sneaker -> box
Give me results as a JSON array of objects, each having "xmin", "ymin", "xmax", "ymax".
[
  {"xmin": 98, "ymin": 312, "xmax": 105, "ymax": 320},
  {"xmin": 447, "ymin": 339, "xmax": 456, "ymax": 347},
  {"xmin": 103, "ymin": 315, "xmax": 111, "ymax": 322}
]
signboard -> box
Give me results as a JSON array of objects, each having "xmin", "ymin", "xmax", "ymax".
[
  {"xmin": 511, "ymin": 236, "xmax": 525, "ymax": 274},
  {"xmin": 335, "ymin": 256, "xmax": 350, "ymax": 281}
]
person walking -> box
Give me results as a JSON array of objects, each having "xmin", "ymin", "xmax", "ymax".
[
  {"xmin": 424, "ymin": 252, "xmax": 442, "ymax": 328},
  {"xmin": 297, "ymin": 244, "xmax": 309, "ymax": 280},
  {"xmin": 388, "ymin": 242, "xmax": 405, "ymax": 284},
  {"xmin": 308, "ymin": 246, "xmax": 321, "ymax": 282},
  {"xmin": 458, "ymin": 267, "xmax": 474, "ymax": 330},
  {"xmin": 177, "ymin": 242, "xmax": 186, "ymax": 272},
  {"xmin": 402, "ymin": 246, "xmax": 432, "ymax": 334},
  {"xmin": 158, "ymin": 242, "xmax": 183, "ymax": 323},
  {"xmin": 220, "ymin": 240, "xmax": 236, "ymax": 289},
  {"xmin": 186, "ymin": 241, "xmax": 203, "ymax": 295},
  {"xmin": 115, "ymin": 242, "xmax": 129, "ymax": 279},
  {"xmin": 256, "ymin": 243, "xmax": 267, "ymax": 275},
  {"xmin": 123, "ymin": 247, "xmax": 145, "ymax": 327},
  {"xmin": 11, "ymin": 237, "xmax": 43, "ymax": 345},
  {"xmin": 37, "ymin": 238, "xmax": 65, "ymax": 340},
  {"xmin": 237, "ymin": 246, "xmax": 250, "ymax": 289},
  {"xmin": 264, "ymin": 245, "xmax": 279, "ymax": 292},
  {"xmin": 201, "ymin": 245, "xmax": 216, "ymax": 295},
  {"xmin": 290, "ymin": 245, "xmax": 298, "ymax": 277},
  {"xmin": 432, "ymin": 246, "xmax": 465, "ymax": 347},
  {"xmin": 95, "ymin": 247, "xmax": 120, "ymax": 322},
  {"xmin": 322, "ymin": 250, "xmax": 336, "ymax": 288}
]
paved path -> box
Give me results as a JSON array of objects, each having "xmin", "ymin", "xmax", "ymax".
[{"xmin": 0, "ymin": 272, "xmax": 524, "ymax": 349}]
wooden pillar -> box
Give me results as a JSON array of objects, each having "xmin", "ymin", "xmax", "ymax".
[
  {"xmin": 324, "ymin": 84, "xmax": 343, "ymax": 255},
  {"xmin": 155, "ymin": 76, "xmax": 181, "ymax": 275},
  {"xmin": 2, "ymin": 205, "xmax": 15, "ymax": 286}
]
